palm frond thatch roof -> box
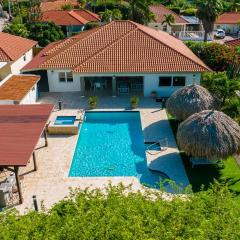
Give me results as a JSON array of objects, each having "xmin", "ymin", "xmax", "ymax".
[
  {"xmin": 166, "ymin": 84, "xmax": 216, "ymax": 121},
  {"xmin": 177, "ymin": 110, "xmax": 240, "ymax": 160}
]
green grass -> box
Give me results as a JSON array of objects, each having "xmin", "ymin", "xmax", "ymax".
[{"xmin": 167, "ymin": 111, "xmax": 240, "ymax": 194}]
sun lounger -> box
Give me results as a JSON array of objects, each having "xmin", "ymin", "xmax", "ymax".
[
  {"xmin": 190, "ymin": 157, "xmax": 220, "ymax": 168},
  {"xmin": 146, "ymin": 138, "xmax": 168, "ymax": 155}
]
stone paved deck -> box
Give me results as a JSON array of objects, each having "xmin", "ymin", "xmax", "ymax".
[{"xmin": 16, "ymin": 92, "xmax": 189, "ymax": 213}]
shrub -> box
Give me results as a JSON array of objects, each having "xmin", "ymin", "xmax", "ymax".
[
  {"xmin": 185, "ymin": 41, "xmax": 234, "ymax": 71},
  {"xmin": 88, "ymin": 96, "xmax": 98, "ymax": 109},
  {"xmin": 0, "ymin": 183, "xmax": 240, "ymax": 239},
  {"xmin": 130, "ymin": 96, "xmax": 140, "ymax": 108}
]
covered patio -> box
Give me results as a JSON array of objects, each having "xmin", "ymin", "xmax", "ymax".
[
  {"xmin": 0, "ymin": 104, "xmax": 53, "ymax": 207},
  {"xmin": 80, "ymin": 76, "xmax": 144, "ymax": 97}
]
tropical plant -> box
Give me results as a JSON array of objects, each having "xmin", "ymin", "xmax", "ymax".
[
  {"xmin": 0, "ymin": 183, "xmax": 240, "ymax": 239},
  {"xmin": 128, "ymin": 0, "xmax": 154, "ymax": 24},
  {"xmin": 130, "ymin": 96, "xmax": 140, "ymax": 108},
  {"xmin": 162, "ymin": 13, "xmax": 175, "ymax": 29},
  {"xmin": 196, "ymin": 0, "xmax": 223, "ymax": 42},
  {"xmin": 88, "ymin": 96, "xmax": 98, "ymax": 109},
  {"xmin": 61, "ymin": 4, "xmax": 74, "ymax": 10},
  {"xmin": 3, "ymin": 16, "xmax": 29, "ymax": 38},
  {"xmin": 185, "ymin": 41, "xmax": 234, "ymax": 71},
  {"xmin": 26, "ymin": 22, "xmax": 64, "ymax": 47},
  {"xmin": 100, "ymin": 8, "xmax": 122, "ymax": 22}
]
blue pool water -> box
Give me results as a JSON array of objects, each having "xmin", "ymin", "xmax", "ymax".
[
  {"xmin": 69, "ymin": 111, "xmax": 168, "ymax": 188},
  {"xmin": 54, "ymin": 116, "xmax": 76, "ymax": 125}
]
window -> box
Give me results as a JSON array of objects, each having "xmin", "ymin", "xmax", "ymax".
[
  {"xmin": 66, "ymin": 72, "xmax": 73, "ymax": 82},
  {"xmin": 159, "ymin": 77, "xmax": 172, "ymax": 86},
  {"xmin": 173, "ymin": 76, "xmax": 186, "ymax": 86},
  {"xmin": 59, "ymin": 72, "xmax": 66, "ymax": 82}
]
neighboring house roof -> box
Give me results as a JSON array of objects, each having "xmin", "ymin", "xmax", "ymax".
[
  {"xmin": 0, "ymin": 104, "xmax": 53, "ymax": 166},
  {"xmin": 225, "ymin": 38, "xmax": 240, "ymax": 48},
  {"xmin": 23, "ymin": 20, "xmax": 210, "ymax": 73},
  {"xmin": 41, "ymin": 10, "xmax": 100, "ymax": 26},
  {"xmin": 0, "ymin": 75, "xmax": 40, "ymax": 101},
  {"xmin": 216, "ymin": 12, "xmax": 240, "ymax": 24},
  {"xmin": 40, "ymin": 0, "xmax": 78, "ymax": 12},
  {"xmin": 0, "ymin": 32, "xmax": 37, "ymax": 62},
  {"xmin": 181, "ymin": 16, "xmax": 201, "ymax": 25},
  {"xmin": 150, "ymin": 5, "xmax": 188, "ymax": 24}
]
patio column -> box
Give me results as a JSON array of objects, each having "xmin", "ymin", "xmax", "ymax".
[
  {"xmin": 14, "ymin": 166, "xmax": 23, "ymax": 204},
  {"xmin": 80, "ymin": 77, "xmax": 85, "ymax": 97},
  {"xmin": 44, "ymin": 128, "xmax": 48, "ymax": 147},
  {"xmin": 112, "ymin": 76, "xmax": 117, "ymax": 97},
  {"xmin": 33, "ymin": 151, "xmax": 37, "ymax": 171}
]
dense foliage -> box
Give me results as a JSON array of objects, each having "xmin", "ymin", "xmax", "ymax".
[
  {"xmin": 0, "ymin": 183, "xmax": 240, "ymax": 239},
  {"xmin": 186, "ymin": 41, "xmax": 235, "ymax": 71}
]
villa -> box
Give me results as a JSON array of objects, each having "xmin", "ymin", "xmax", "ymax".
[
  {"xmin": 23, "ymin": 20, "xmax": 210, "ymax": 98},
  {"xmin": 215, "ymin": 12, "xmax": 240, "ymax": 35},
  {"xmin": 149, "ymin": 5, "xmax": 188, "ymax": 33},
  {"xmin": 41, "ymin": 10, "xmax": 101, "ymax": 36},
  {"xmin": 0, "ymin": 32, "xmax": 37, "ymax": 81}
]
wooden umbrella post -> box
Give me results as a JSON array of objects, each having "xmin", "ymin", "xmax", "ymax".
[
  {"xmin": 44, "ymin": 128, "xmax": 48, "ymax": 147},
  {"xmin": 33, "ymin": 152, "xmax": 37, "ymax": 171}
]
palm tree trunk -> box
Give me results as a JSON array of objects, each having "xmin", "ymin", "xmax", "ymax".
[{"xmin": 204, "ymin": 31, "xmax": 208, "ymax": 42}]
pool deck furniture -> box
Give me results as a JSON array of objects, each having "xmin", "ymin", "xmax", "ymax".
[
  {"xmin": 190, "ymin": 157, "xmax": 220, "ymax": 168},
  {"xmin": 146, "ymin": 138, "xmax": 168, "ymax": 155},
  {"xmin": 0, "ymin": 104, "xmax": 53, "ymax": 206}
]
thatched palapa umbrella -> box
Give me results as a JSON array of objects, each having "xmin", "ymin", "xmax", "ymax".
[
  {"xmin": 166, "ymin": 84, "xmax": 216, "ymax": 121},
  {"xmin": 177, "ymin": 110, "xmax": 240, "ymax": 160}
]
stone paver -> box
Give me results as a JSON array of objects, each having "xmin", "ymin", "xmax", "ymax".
[{"xmin": 16, "ymin": 92, "xmax": 189, "ymax": 213}]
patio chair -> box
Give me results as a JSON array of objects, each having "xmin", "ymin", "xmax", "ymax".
[{"xmin": 146, "ymin": 138, "xmax": 168, "ymax": 155}]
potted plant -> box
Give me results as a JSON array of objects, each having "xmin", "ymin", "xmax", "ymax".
[
  {"xmin": 88, "ymin": 96, "xmax": 98, "ymax": 109},
  {"xmin": 130, "ymin": 96, "xmax": 140, "ymax": 109},
  {"xmin": 151, "ymin": 91, "xmax": 157, "ymax": 99}
]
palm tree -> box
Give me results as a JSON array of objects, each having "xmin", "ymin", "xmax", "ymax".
[
  {"xmin": 196, "ymin": 0, "xmax": 223, "ymax": 42},
  {"xmin": 128, "ymin": 0, "xmax": 154, "ymax": 25},
  {"xmin": 161, "ymin": 14, "xmax": 175, "ymax": 32}
]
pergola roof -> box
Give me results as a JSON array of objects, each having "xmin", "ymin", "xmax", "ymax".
[{"xmin": 0, "ymin": 104, "xmax": 54, "ymax": 167}]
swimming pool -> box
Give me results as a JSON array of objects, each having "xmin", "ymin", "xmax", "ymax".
[
  {"xmin": 69, "ymin": 111, "xmax": 168, "ymax": 188},
  {"xmin": 54, "ymin": 116, "xmax": 76, "ymax": 125}
]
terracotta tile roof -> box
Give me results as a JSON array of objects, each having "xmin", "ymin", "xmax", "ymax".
[
  {"xmin": 225, "ymin": 38, "xmax": 240, "ymax": 48},
  {"xmin": 41, "ymin": 10, "xmax": 100, "ymax": 26},
  {"xmin": 0, "ymin": 75, "xmax": 40, "ymax": 101},
  {"xmin": 0, "ymin": 32, "xmax": 37, "ymax": 62},
  {"xmin": 150, "ymin": 5, "xmax": 188, "ymax": 24},
  {"xmin": 23, "ymin": 21, "xmax": 210, "ymax": 73},
  {"xmin": 215, "ymin": 12, "xmax": 240, "ymax": 24},
  {"xmin": 0, "ymin": 104, "xmax": 54, "ymax": 166},
  {"xmin": 40, "ymin": 0, "xmax": 78, "ymax": 12}
]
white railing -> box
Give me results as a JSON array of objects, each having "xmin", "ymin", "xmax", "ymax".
[{"xmin": 174, "ymin": 31, "xmax": 213, "ymax": 41}]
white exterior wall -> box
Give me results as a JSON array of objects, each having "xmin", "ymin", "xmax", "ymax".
[
  {"xmin": 47, "ymin": 70, "xmax": 80, "ymax": 92},
  {"xmin": 47, "ymin": 70, "xmax": 201, "ymax": 97},
  {"xmin": 10, "ymin": 49, "xmax": 34, "ymax": 74},
  {"xmin": 0, "ymin": 100, "xmax": 15, "ymax": 105},
  {"xmin": 148, "ymin": 23, "xmax": 172, "ymax": 33},
  {"xmin": 20, "ymin": 83, "xmax": 38, "ymax": 104},
  {"xmin": 143, "ymin": 73, "xmax": 201, "ymax": 97}
]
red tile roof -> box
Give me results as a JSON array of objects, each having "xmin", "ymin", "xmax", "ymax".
[
  {"xmin": 0, "ymin": 104, "xmax": 54, "ymax": 166},
  {"xmin": 23, "ymin": 21, "xmax": 210, "ymax": 73},
  {"xmin": 0, "ymin": 75, "xmax": 40, "ymax": 101},
  {"xmin": 41, "ymin": 10, "xmax": 100, "ymax": 26},
  {"xmin": 215, "ymin": 12, "xmax": 240, "ymax": 24},
  {"xmin": 225, "ymin": 38, "xmax": 240, "ymax": 48},
  {"xmin": 0, "ymin": 32, "xmax": 37, "ymax": 62},
  {"xmin": 40, "ymin": 0, "xmax": 78, "ymax": 12},
  {"xmin": 150, "ymin": 5, "xmax": 188, "ymax": 24}
]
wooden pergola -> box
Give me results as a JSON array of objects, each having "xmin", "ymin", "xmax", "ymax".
[{"xmin": 0, "ymin": 104, "xmax": 54, "ymax": 204}]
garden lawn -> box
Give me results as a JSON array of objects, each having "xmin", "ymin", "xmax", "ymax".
[{"xmin": 167, "ymin": 112, "xmax": 240, "ymax": 193}]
